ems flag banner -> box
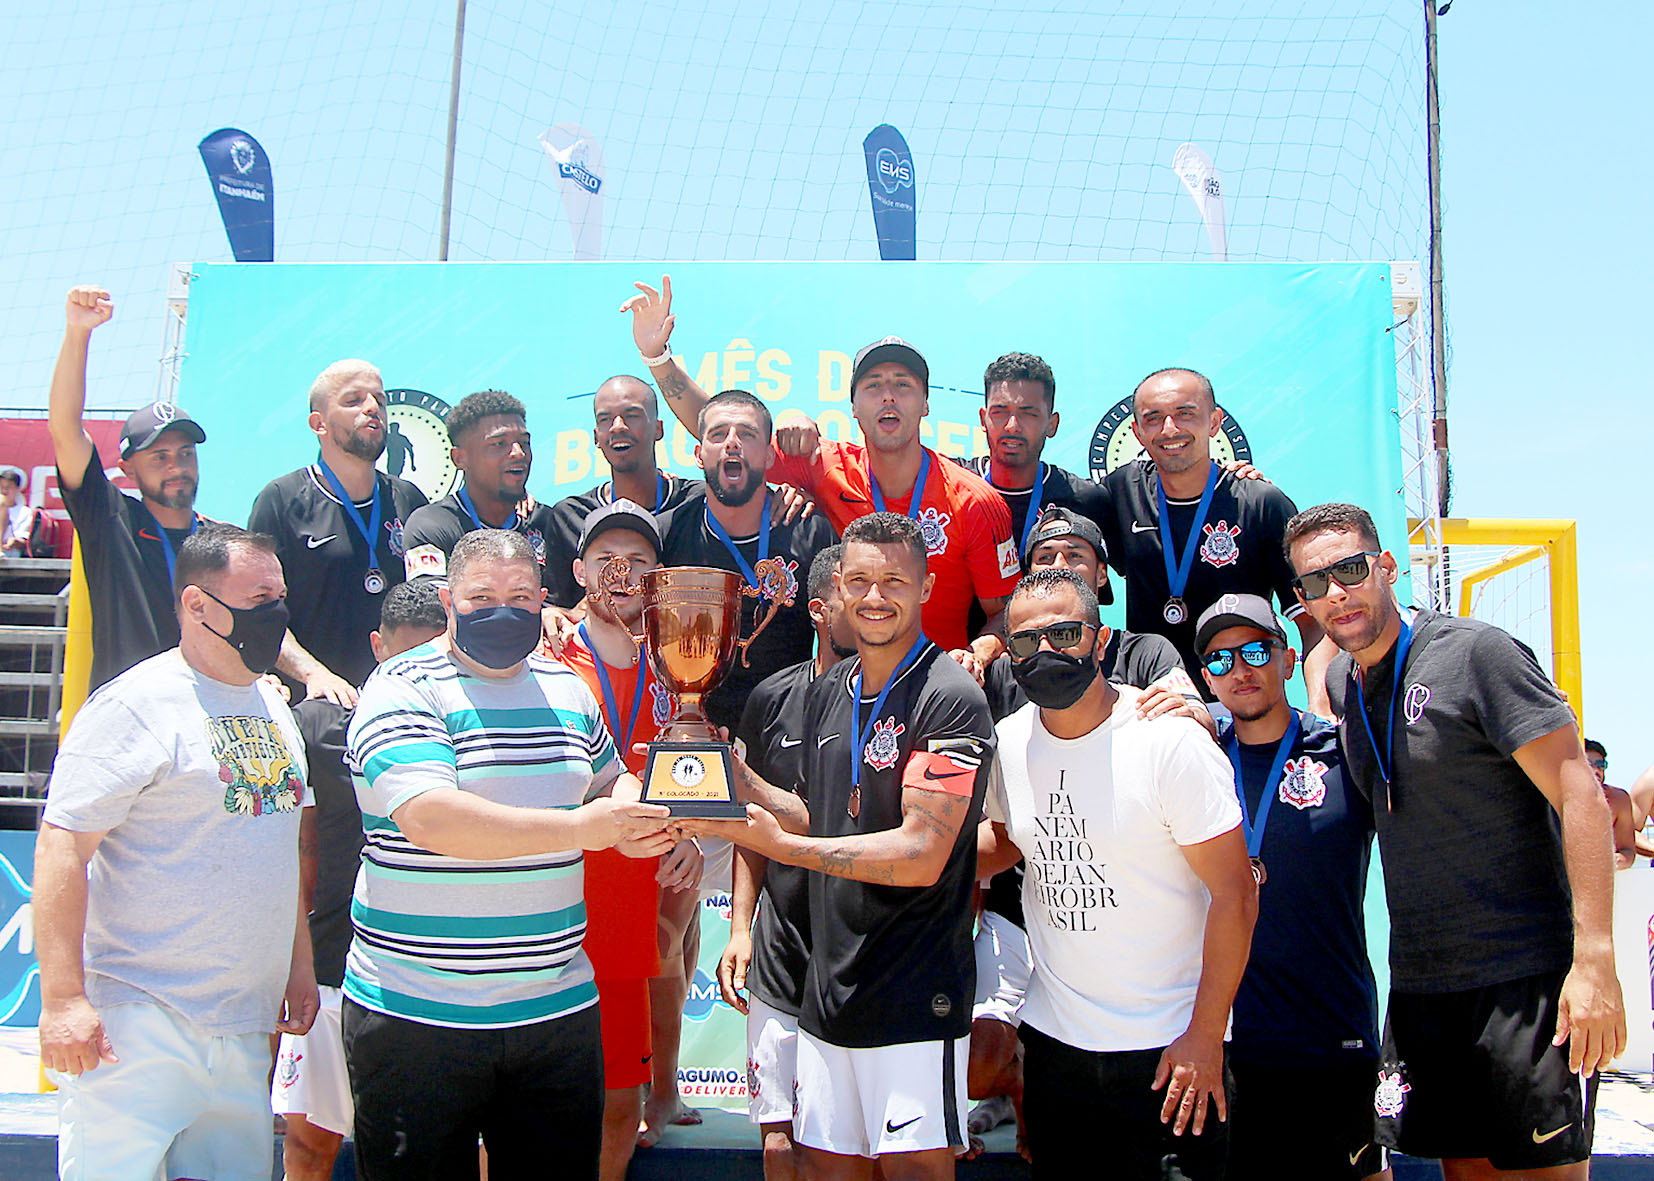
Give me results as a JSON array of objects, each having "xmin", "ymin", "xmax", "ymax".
[
  {"xmin": 539, "ymin": 123, "xmax": 606, "ymax": 261},
  {"xmin": 197, "ymin": 128, "xmax": 275, "ymax": 262},
  {"xmin": 862, "ymin": 124, "xmax": 916, "ymax": 260},
  {"xmin": 1172, "ymin": 142, "xmax": 1228, "ymax": 262}
]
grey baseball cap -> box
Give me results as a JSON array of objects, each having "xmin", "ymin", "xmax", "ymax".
[
  {"xmin": 1194, "ymin": 593, "xmax": 1288, "ymax": 655},
  {"xmin": 120, "ymin": 401, "xmax": 207, "ymax": 459},
  {"xmin": 851, "ymin": 336, "xmax": 928, "ymax": 391},
  {"xmin": 577, "ymin": 497, "xmax": 661, "ymax": 557}
]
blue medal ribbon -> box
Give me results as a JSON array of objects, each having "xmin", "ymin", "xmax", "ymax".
[
  {"xmin": 703, "ymin": 491, "xmax": 771, "ymax": 592},
  {"xmin": 1155, "ymin": 461, "xmax": 1220, "ymax": 605},
  {"xmin": 456, "ymin": 483, "xmax": 518, "ymax": 532},
  {"xmin": 578, "ymin": 622, "xmax": 647, "ymax": 755},
  {"xmin": 153, "ymin": 513, "xmax": 200, "ymax": 586},
  {"xmin": 851, "ymin": 638, "xmax": 928, "ymax": 790},
  {"xmin": 870, "ymin": 450, "xmax": 931, "ymax": 519},
  {"xmin": 316, "ymin": 459, "xmax": 383, "ymax": 564},
  {"xmin": 605, "ymin": 471, "xmax": 667, "ymax": 512},
  {"xmin": 1226, "ymin": 708, "xmax": 1301, "ymax": 860},
  {"xmin": 1015, "ymin": 462, "xmax": 1048, "ymax": 557},
  {"xmin": 1354, "ymin": 612, "xmax": 1415, "ymax": 800}
]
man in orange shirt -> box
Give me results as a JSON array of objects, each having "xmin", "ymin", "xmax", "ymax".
[
  {"xmin": 622, "ymin": 276, "xmax": 1019, "ymax": 676},
  {"xmin": 561, "ymin": 500, "xmax": 704, "ymax": 1179}
]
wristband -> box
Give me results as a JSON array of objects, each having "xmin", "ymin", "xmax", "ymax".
[{"xmin": 640, "ymin": 349, "xmax": 673, "ymax": 368}]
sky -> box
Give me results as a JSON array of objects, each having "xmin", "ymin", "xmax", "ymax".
[{"xmin": 0, "ymin": 0, "xmax": 1647, "ymax": 769}]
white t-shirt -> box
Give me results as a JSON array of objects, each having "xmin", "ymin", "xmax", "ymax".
[
  {"xmin": 988, "ymin": 685, "xmax": 1242, "ymax": 1053},
  {"xmin": 1, "ymin": 504, "xmax": 33, "ymax": 555}
]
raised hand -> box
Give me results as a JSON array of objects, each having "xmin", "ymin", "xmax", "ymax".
[
  {"xmin": 65, "ymin": 286, "xmax": 113, "ymax": 334},
  {"xmin": 622, "ymin": 275, "xmax": 675, "ymax": 359}
]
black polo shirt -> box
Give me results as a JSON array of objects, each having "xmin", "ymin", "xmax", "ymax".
[
  {"xmin": 291, "ymin": 698, "xmax": 361, "ymax": 989},
  {"xmin": 541, "ymin": 474, "xmax": 701, "ymax": 608},
  {"xmin": 400, "ymin": 488, "xmax": 561, "ymax": 590}
]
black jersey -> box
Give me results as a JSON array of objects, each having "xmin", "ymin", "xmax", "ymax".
[
  {"xmin": 57, "ymin": 453, "xmax": 202, "ymax": 692},
  {"xmin": 799, "ymin": 643, "xmax": 995, "ymax": 1047},
  {"xmin": 541, "ymin": 474, "xmax": 702, "ymax": 608},
  {"xmin": 1328, "ymin": 609, "xmax": 1576, "ymax": 993},
  {"xmin": 1223, "ymin": 713, "xmax": 1379, "ymax": 1066},
  {"xmin": 1098, "ymin": 459, "xmax": 1302, "ymax": 693},
  {"xmin": 248, "ymin": 465, "xmax": 427, "ymax": 687},
  {"xmin": 291, "ymin": 698, "xmax": 362, "ymax": 989},
  {"xmin": 400, "ymin": 487, "xmax": 562, "ymax": 591},
  {"xmin": 960, "ymin": 456, "xmax": 1110, "ymax": 554},
  {"xmin": 736, "ymin": 658, "xmax": 818, "ymax": 1016},
  {"xmin": 659, "ymin": 488, "xmax": 838, "ymax": 734}
]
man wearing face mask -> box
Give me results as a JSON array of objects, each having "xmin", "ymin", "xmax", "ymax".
[
  {"xmin": 36, "ymin": 525, "xmax": 319, "ymax": 1179},
  {"xmin": 342, "ymin": 529, "xmax": 677, "ymax": 1176},
  {"xmin": 979, "ymin": 568, "xmax": 1256, "ymax": 1179}
]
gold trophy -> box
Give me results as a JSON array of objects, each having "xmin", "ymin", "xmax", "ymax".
[{"xmin": 591, "ymin": 559, "xmax": 793, "ymax": 817}]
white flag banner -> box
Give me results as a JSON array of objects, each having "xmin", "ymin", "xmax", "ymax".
[
  {"xmin": 539, "ymin": 123, "xmax": 606, "ymax": 261},
  {"xmin": 1172, "ymin": 143, "xmax": 1228, "ymax": 262}
]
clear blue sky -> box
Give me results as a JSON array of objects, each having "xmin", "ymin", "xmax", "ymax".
[{"xmin": 0, "ymin": 0, "xmax": 1645, "ymax": 768}]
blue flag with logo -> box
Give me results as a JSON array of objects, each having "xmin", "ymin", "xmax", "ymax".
[
  {"xmin": 198, "ymin": 128, "xmax": 275, "ymax": 262},
  {"xmin": 862, "ymin": 124, "xmax": 916, "ymax": 260}
]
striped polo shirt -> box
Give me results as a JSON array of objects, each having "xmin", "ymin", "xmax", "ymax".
[{"xmin": 343, "ymin": 642, "xmax": 620, "ymax": 1029}]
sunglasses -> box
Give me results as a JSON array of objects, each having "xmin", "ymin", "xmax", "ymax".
[
  {"xmin": 1590, "ymin": 758, "xmax": 1608, "ymax": 771},
  {"xmin": 1201, "ymin": 640, "xmax": 1280, "ymax": 677},
  {"xmin": 1292, "ymin": 551, "xmax": 1382, "ymax": 600},
  {"xmin": 1007, "ymin": 620, "xmax": 1095, "ymax": 661}
]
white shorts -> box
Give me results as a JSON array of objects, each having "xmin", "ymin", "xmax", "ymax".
[
  {"xmin": 271, "ymin": 985, "xmax": 353, "ymax": 1136},
  {"xmin": 746, "ymin": 995, "xmax": 799, "ymax": 1125},
  {"xmin": 55, "ymin": 1000, "xmax": 273, "ymax": 1181},
  {"xmin": 698, "ymin": 836, "xmax": 735, "ymax": 898},
  {"xmin": 972, "ymin": 910, "xmax": 1030, "ymax": 1027},
  {"xmin": 794, "ymin": 1028, "xmax": 969, "ymax": 1158}
]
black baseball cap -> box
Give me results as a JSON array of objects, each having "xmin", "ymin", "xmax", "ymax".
[
  {"xmin": 578, "ymin": 498, "xmax": 661, "ymax": 558},
  {"xmin": 1022, "ymin": 506, "xmax": 1114, "ymax": 605},
  {"xmin": 120, "ymin": 401, "xmax": 207, "ymax": 460},
  {"xmin": 1194, "ymin": 593, "xmax": 1287, "ymax": 655},
  {"xmin": 851, "ymin": 337, "xmax": 928, "ymax": 392}
]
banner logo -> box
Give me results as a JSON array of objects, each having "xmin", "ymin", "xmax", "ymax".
[
  {"xmin": 875, "ymin": 147, "xmax": 913, "ymax": 194},
  {"xmin": 197, "ymin": 127, "xmax": 274, "ymax": 262},
  {"xmin": 378, "ymin": 389, "xmax": 459, "ymax": 501},
  {"xmin": 861, "ymin": 124, "xmax": 917, "ymax": 260},
  {"xmin": 230, "ymin": 139, "xmax": 256, "ymax": 175},
  {"xmin": 1088, "ymin": 396, "xmax": 1251, "ymax": 480}
]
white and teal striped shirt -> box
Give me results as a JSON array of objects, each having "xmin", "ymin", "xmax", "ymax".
[{"xmin": 343, "ymin": 643, "xmax": 620, "ymax": 1029}]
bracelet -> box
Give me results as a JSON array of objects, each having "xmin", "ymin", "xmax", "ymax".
[{"xmin": 640, "ymin": 348, "xmax": 672, "ymax": 368}]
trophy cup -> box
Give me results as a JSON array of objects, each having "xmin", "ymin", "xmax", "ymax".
[{"xmin": 591, "ymin": 559, "xmax": 793, "ymax": 817}]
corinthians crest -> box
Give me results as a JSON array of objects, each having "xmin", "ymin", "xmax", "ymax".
[
  {"xmin": 1374, "ymin": 1069, "xmax": 1410, "ymax": 1118},
  {"xmin": 1278, "ymin": 756, "xmax": 1329, "ymax": 810},
  {"xmin": 864, "ymin": 717, "xmax": 905, "ymax": 772},
  {"xmin": 916, "ymin": 507, "xmax": 950, "ymax": 556},
  {"xmin": 1199, "ymin": 520, "xmax": 1241, "ymax": 568}
]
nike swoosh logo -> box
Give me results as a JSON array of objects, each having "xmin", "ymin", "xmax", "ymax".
[
  {"xmin": 1532, "ymin": 1123, "xmax": 1572, "ymax": 1144},
  {"xmin": 817, "ymin": 734, "xmax": 837, "ymax": 747},
  {"xmin": 1130, "ymin": 522, "xmax": 1158, "ymax": 533},
  {"xmin": 641, "ymin": 1053, "xmax": 653, "ymax": 1065},
  {"xmin": 1348, "ymin": 1145, "xmax": 1366, "ymax": 1167},
  {"xmin": 306, "ymin": 534, "xmax": 338, "ymax": 549},
  {"xmin": 922, "ymin": 765, "xmax": 967, "ymax": 782},
  {"xmin": 885, "ymin": 1115, "xmax": 922, "ymax": 1134},
  {"xmin": 839, "ymin": 491, "xmax": 868, "ymax": 504},
  {"xmin": 779, "ymin": 736, "xmax": 801, "ymax": 747}
]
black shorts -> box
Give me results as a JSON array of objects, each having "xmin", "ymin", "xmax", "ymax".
[
  {"xmin": 1377, "ymin": 970, "xmax": 1596, "ymax": 1170},
  {"xmin": 342, "ymin": 998, "xmax": 603, "ymax": 1180},
  {"xmin": 1227, "ymin": 1055, "xmax": 1387, "ymax": 1181},
  {"xmin": 1019, "ymin": 1024, "xmax": 1230, "ymax": 1181}
]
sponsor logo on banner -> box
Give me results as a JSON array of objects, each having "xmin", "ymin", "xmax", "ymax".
[
  {"xmin": 0, "ymin": 834, "xmax": 38, "ymax": 1026},
  {"xmin": 875, "ymin": 147, "xmax": 913, "ymax": 194},
  {"xmin": 378, "ymin": 389, "xmax": 459, "ymax": 501},
  {"xmin": 684, "ymin": 966, "xmax": 724, "ymax": 1023},
  {"xmin": 677, "ymin": 1066, "xmax": 749, "ymax": 1101},
  {"xmin": 1087, "ymin": 396, "xmax": 1252, "ymax": 480}
]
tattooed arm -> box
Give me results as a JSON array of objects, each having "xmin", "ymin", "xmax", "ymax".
[
  {"xmin": 730, "ymin": 750, "xmax": 812, "ymax": 835},
  {"xmin": 621, "ymin": 274, "xmax": 713, "ymax": 438}
]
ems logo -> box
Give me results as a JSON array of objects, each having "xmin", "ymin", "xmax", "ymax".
[
  {"xmin": 865, "ymin": 717, "xmax": 905, "ymax": 772},
  {"xmin": 1374, "ymin": 1068, "xmax": 1410, "ymax": 1118},
  {"xmin": 1086, "ymin": 396, "xmax": 1252, "ymax": 480},
  {"xmin": 916, "ymin": 507, "xmax": 950, "ymax": 556},
  {"xmin": 1403, "ymin": 683, "xmax": 1430, "ymax": 724},
  {"xmin": 527, "ymin": 529, "xmax": 547, "ymax": 566},
  {"xmin": 1199, "ymin": 520, "xmax": 1241, "ymax": 568},
  {"xmin": 1278, "ymin": 757, "xmax": 1329, "ymax": 810},
  {"xmin": 875, "ymin": 147, "xmax": 914, "ymax": 194},
  {"xmin": 378, "ymin": 389, "xmax": 459, "ymax": 501},
  {"xmin": 650, "ymin": 681, "xmax": 676, "ymax": 728}
]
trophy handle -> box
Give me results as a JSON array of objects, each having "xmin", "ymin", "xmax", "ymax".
[
  {"xmin": 735, "ymin": 557, "xmax": 796, "ymax": 667},
  {"xmin": 589, "ymin": 556, "xmax": 646, "ymax": 660}
]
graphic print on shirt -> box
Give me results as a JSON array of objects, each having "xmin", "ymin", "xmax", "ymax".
[
  {"xmin": 208, "ymin": 715, "xmax": 304, "ymax": 816},
  {"xmin": 865, "ymin": 717, "xmax": 904, "ymax": 771},
  {"xmin": 1198, "ymin": 520, "xmax": 1242, "ymax": 568},
  {"xmin": 917, "ymin": 506, "xmax": 951, "ymax": 556},
  {"xmin": 1027, "ymin": 767, "xmax": 1118, "ymax": 932},
  {"xmin": 1277, "ymin": 756, "xmax": 1329, "ymax": 810},
  {"xmin": 1403, "ymin": 682, "xmax": 1430, "ymax": 724}
]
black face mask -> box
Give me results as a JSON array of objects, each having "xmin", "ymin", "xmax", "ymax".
[
  {"xmin": 202, "ymin": 590, "xmax": 290, "ymax": 676},
  {"xmin": 1010, "ymin": 645, "xmax": 1100, "ymax": 710},
  {"xmin": 452, "ymin": 604, "xmax": 543, "ymax": 670}
]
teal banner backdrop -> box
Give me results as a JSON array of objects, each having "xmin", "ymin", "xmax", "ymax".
[{"xmin": 177, "ymin": 259, "xmax": 1405, "ymax": 1107}]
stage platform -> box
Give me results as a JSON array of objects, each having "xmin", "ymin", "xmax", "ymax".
[{"xmin": 4, "ymin": 1092, "xmax": 1654, "ymax": 1179}]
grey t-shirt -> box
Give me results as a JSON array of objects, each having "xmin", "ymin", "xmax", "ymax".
[
  {"xmin": 45, "ymin": 649, "xmax": 310, "ymax": 1036},
  {"xmin": 1329, "ymin": 608, "xmax": 1575, "ymax": 993}
]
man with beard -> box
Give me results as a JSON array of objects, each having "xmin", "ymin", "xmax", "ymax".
[
  {"xmin": 718, "ymin": 544, "xmax": 852, "ymax": 1181},
  {"xmin": 1286, "ymin": 503, "xmax": 1623, "ymax": 1180},
  {"xmin": 401, "ymin": 390, "xmax": 556, "ymax": 587},
  {"xmin": 249, "ymin": 360, "xmax": 427, "ymax": 707},
  {"xmin": 542, "ymin": 375, "xmax": 702, "ymax": 609},
  {"xmin": 624, "ymin": 277, "xmax": 1019, "ymax": 671},
  {"xmin": 659, "ymin": 390, "xmax": 839, "ymax": 735},
  {"xmin": 1194, "ymin": 594, "xmax": 1387, "ymax": 1181},
  {"xmin": 48, "ymin": 285, "xmax": 214, "ymax": 691},
  {"xmin": 686, "ymin": 512, "xmax": 996, "ymax": 1179}
]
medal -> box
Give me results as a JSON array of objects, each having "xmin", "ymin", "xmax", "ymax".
[
  {"xmin": 1250, "ymin": 857, "xmax": 1267, "ymax": 886},
  {"xmin": 1162, "ymin": 597, "xmax": 1188, "ymax": 625},
  {"xmin": 316, "ymin": 458, "xmax": 387, "ymax": 595},
  {"xmin": 1155, "ymin": 461, "xmax": 1220, "ymax": 629},
  {"xmin": 1226, "ymin": 709, "xmax": 1300, "ymax": 892},
  {"xmin": 363, "ymin": 568, "xmax": 387, "ymax": 595},
  {"xmin": 847, "ymin": 785, "xmax": 861, "ymax": 820}
]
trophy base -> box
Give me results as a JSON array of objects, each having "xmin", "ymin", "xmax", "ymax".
[{"xmin": 640, "ymin": 741, "xmax": 746, "ymax": 818}]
